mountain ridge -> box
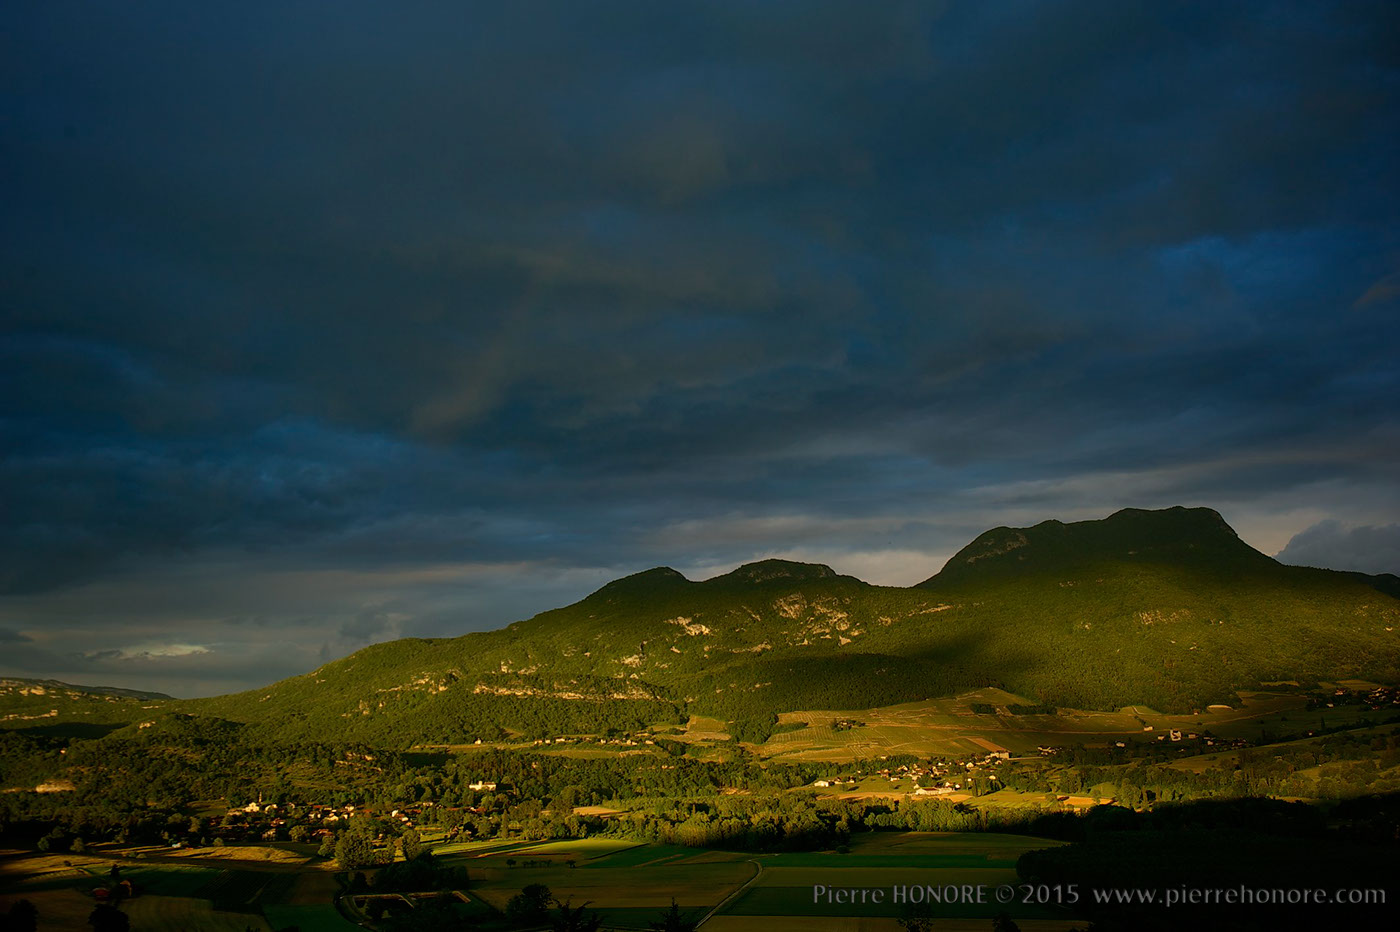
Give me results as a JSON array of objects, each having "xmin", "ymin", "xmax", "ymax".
[
  {"xmin": 166, "ymin": 506, "xmax": 1400, "ymax": 745},
  {"xmin": 0, "ymin": 677, "xmax": 173, "ymax": 702},
  {"xmin": 589, "ymin": 559, "xmax": 860, "ymax": 596}
]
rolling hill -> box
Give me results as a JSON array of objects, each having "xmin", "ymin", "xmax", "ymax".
[
  {"xmin": 0, "ymin": 678, "xmax": 173, "ymax": 734},
  {"xmin": 176, "ymin": 507, "xmax": 1400, "ymax": 745}
]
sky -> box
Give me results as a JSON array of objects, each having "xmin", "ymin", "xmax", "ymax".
[{"xmin": 2, "ymin": 1, "xmax": 1398, "ymax": 697}]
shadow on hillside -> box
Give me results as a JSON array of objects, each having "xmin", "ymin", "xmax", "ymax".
[{"xmin": 14, "ymin": 722, "xmax": 127, "ymax": 739}]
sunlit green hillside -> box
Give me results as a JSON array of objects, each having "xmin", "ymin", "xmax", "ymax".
[{"xmin": 167, "ymin": 508, "xmax": 1400, "ymax": 746}]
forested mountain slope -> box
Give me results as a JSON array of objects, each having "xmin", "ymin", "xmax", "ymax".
[{"xmin": 183, "ymin": 508, "xmax": 1400, "ymax": 745}]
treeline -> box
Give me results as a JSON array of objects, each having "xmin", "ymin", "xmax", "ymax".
[
  {"xmin": 0, "ymin": 723, "xmax": 884, "ymax": 845},
  {"xmin": 328, "ymin": 790, "xmax": 1113, "ymax": 856},
  {"xmin": 599, "ymin": 794, "xmax": 1016, "ymax": 851},
  {"xmin": 391, "ymin": 747, "xmax": 843, "ymax": 806}
]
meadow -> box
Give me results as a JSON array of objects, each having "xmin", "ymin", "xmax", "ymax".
[
  {"xmin": 742, "ymin": 687, "xmax": 1369, "ymax": 761},
  {"xmin": 428, "ymin": 831, "xmax": 1078, "ymax": 929},
  {"xmin": 0, "ymin": 845, "xmax": 352, "ymax": 932}
]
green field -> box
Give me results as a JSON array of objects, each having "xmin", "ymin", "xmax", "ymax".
[
  {"xmin": 431, "ymin": 837, "xmax": 559, "ymax": 858},
  {"xmin": 196, "ymin": 868, "xmax": 298, "ymax": 912},
  {"xmin": 120, "ymin": 863, "xmax": 223, "ymax": 898},
  {"xmin": 414, "ymin": 686, "xmax": 1393, "ymax": 768},
  {"xmin": 1166, "ymin": 720, "xmax": 1400, "ymax": 774},
  {"xmin": 0, "ymin": 853, "xmax": 288, "ymax": 932},
  {"xmin": 517, "ymin": 838, "xmax": 645, "ymax": 861},
  {"xmin": 263, "ymin": 903, "xmax": 362, "ymax": 931},
  {"xmin": 463, "ymin": 848, "xmax": 756, "ymax": 924},
  {"xmin": 719, "ymin": 833, "xmax": 1074, "ymax": 923},
  {"xmin": 0, "ymin": 832, "xmax": 1085, "ymax": 932},
  {"xmin": 436, "ymin": 833, "xmax": 1073, "ymax": 928},
  {"xmin": 588, "ymin": 844, "xmax": 706, "ymax": 868},
  {"xmin": 124, "ymin": 896, "xmax": 274, "ymax": 931},
  {"xmin": 750, "ymin": 688, "xmax": 1378, "ymax": 762}
]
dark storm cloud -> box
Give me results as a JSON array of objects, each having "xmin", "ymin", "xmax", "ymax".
[
  {"xmin": 2, "ymin": 1, "xmax": 1398, "ymax": 692},
  {"xmin": 339, "ymin": 608, "xmax": 396, "ymax": 645},
  {"xmin": 1277, "ymin": 521, "xmax": 1400, "ymax": 576}
]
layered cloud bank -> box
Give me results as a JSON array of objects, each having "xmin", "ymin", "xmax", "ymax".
[{"xmin": 1277, "ymin": 522, "xmax": 1400, "ymax": 576}]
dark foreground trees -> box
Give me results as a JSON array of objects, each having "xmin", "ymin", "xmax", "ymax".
[
  {"xmin": 4, "ymin": 900, "xmax": 38, "ymax": 932},
  {"xmin": 550, "ymin": 900, "xmax": 602, "ymax": 932},
  {"xmin": 649, "ymin": 899, "xmax": 700, "ymax": 931},
  {"xmin": 506, "ymin": 883, "xmax": 554, "ymax": 925},
  {"xmin": 86, "ymin": 906, "xmax": 129, "ymax": 932}
]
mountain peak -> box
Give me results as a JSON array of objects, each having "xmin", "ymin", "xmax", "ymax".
[
  {"xmin": 1104, "ymin": 505, "xmax": 1235, "ymax": 534},
  {"xmin": 710, "ymin": 559, "xmax": 840, "ymax": 585},
  {"xmin": 920, "ymin": 506, "xmax": 1269, "ymax": 587},
  {"xmin": 588, "ymin": 566, "xmax": 690, "ymax": 600}
]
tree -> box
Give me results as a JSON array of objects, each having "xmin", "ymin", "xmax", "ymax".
[
  {"xmin": 335, "ymin": 833, "xmax": 376, "ymax": 871},
  {"xmin": 401, "ymin": 828, "xmax": 425, "ymax": 861},
  {"xmin": 551, "ymin": 900, "xmax": 602, "ymax": 932},
  {"xmin": 991, "ymin": 914, "xmax": 1021, "ymax": 932},
  {"xmin": 649, "ymin": 899, "xmax": 699, "ymax": 932},
  {"xmin": 6, "ymin": 900, "xmax": 38, "ymax": 932},
  {"xmin": 506, "ymin": 883, "xmax": 553, "ymax": 925},
  {"xmin": 87, "ymin": 906, "xmax": 130, "ymax": 932}
]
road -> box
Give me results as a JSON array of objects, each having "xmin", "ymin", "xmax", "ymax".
[{"xmin": 696, "ymin": 856, "xmax": 764, "ymax": 928}]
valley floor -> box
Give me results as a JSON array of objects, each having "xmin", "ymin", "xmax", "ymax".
[{"xmin": 1, "ymin": 833, "xmax": 1093, "ymax": 931}]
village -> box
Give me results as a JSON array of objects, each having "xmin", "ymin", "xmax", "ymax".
[{"xmin": 808, "ymin": 751, "xmax": 1013, "ymax": 797}]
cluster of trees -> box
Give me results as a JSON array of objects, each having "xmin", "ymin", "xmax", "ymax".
[
  {"xmin": 375, "ymin": 855, "xmax": 467, "ymax": 893},
  {"xmin": 1, "ymin": 900, "xmax": 37, "ymax": 932},
  {"xmin": 0, "ymin": 804, "xmax": 217, "ymax": 851},
  {"xmin": 0, "ymin": 731, "xmax": 64, "ymax": 789},
  {"xmin": 302, "ymin": 788, "xmax": 1122, "ymax": 862},
  {"xmin": 383, "ymin": 747, "xmax": 841, "ymax": 808},
  {"xmin": 339, "ymin": 833, "xmax": 467, "ymax": 890}
]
